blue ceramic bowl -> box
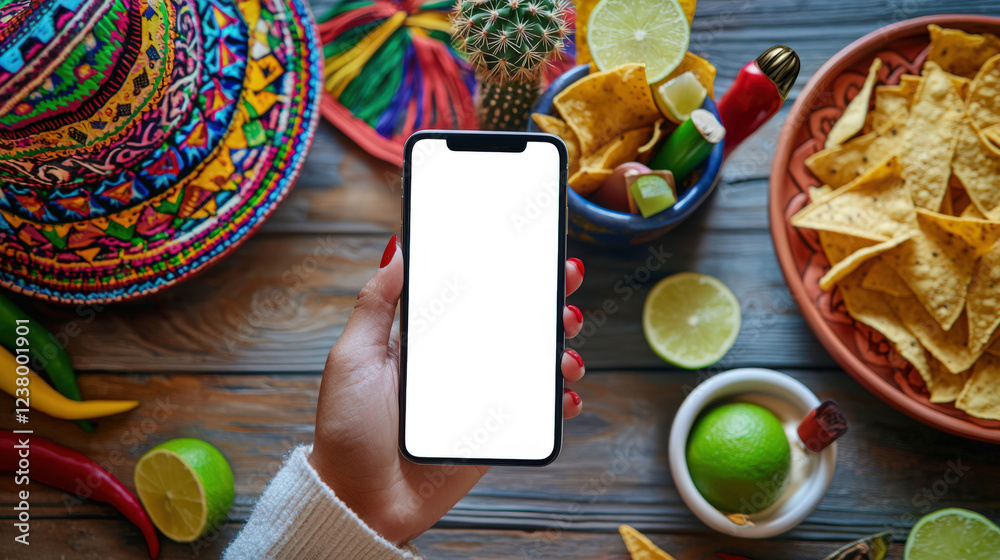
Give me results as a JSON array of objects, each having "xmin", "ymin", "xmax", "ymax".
[{"xmin": 527, "ymin": 65, "xmax": 725, "ymax": 246}]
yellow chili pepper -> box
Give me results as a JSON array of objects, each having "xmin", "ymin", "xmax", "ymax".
[{"xmin": 0, "ymin": 347, "xmax": 139, "ymax": 420}]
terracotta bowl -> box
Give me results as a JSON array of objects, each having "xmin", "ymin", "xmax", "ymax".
[{"xmin": 770, "ymin": 15, "xmax": 1000, "ymax": 444}]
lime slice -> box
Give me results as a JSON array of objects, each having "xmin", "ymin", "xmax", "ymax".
[
  {"xmin": 905, "ymin": 508, "xmax": 1000, "ymax": 560},
  {"xmin": 587, "ymin": 0, "xmax": 691, "ymax": 83},
  {"xmin": 642, "ymin": 272, "xmax": 740, "ymax": 368},
  {"xmin": 656, "ymin": 71, "xmax": 707, "ymax": 122},
  {"xmin": 134, "ymin": 438, "xmax": 235, "ymax": 542},
  {"xmin": 630, "ymin": 174, "xmax": 676, "ymax": 217}
]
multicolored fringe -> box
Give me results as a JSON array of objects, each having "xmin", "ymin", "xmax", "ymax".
[{"xmin": 317, "ymin": 0, "xmax": 477, "ymax": 166}]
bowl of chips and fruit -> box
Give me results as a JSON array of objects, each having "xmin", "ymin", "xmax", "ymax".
[
  {"xmin": 771, "ymin": 15, "xmax": 1000, "ymax": 442},
  {"xmin": 525, "ymin": 0, "xmax": 725, "ymax": 246},
  {"xmin": 528, "ymin": 63, "xmax": 724, "ymax": 246}
]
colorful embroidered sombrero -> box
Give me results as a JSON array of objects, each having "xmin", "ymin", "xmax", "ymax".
[{"xmin": 0, "ymin": 0, "xmax": 321, "ymax": 303}]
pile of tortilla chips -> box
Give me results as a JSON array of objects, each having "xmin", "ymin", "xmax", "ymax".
[
  {"xmin": 531, "ymin": 55, "xmax": 716, "ymax": 196},
  {"xmin": 791, "ymin": 25, "xmax": 1000, "ymax": 421}
]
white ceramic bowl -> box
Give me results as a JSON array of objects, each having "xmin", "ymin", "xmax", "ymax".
[{"xmin": 668, "ymin": 368, "xmax": 837, "ymax": 538}]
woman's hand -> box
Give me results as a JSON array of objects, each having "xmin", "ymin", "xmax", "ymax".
[{"xmin": 309, "ymin": 235, "xmax": 586, "ymax": 546}]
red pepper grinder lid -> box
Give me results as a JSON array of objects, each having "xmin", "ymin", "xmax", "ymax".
[{"xmin": 797, "ymin": 400, "xmax": 848, "ymax": 452}]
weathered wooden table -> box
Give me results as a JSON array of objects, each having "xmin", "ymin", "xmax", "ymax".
[{"xmin": 4, "ymin": 0, "xmax": 1000, "ymax": 558}]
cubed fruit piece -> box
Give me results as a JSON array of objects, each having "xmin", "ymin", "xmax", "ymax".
[{"xmin": 626, "ymin": 171, "xmax": 677, "ymax": 217}]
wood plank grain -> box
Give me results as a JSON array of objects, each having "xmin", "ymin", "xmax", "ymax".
[
  {"xmin": 0, "ymin": 522, "xmax": 907, "ymax": 560},
  {"xmin": 415, "ymin": 529, "xmax": 908, "ymax": 560},
  {"xmin": 9, "ymin": 229, "xmax": 833, "ymax": 373},
  {"xmin": 2, "ymin": 371, "xmax": 997, "ymax": 546},
  {"xmin": 262, "ymin": 121, "xmax": 401, "ymax": 235}
]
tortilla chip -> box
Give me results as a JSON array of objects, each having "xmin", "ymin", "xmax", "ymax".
[
  {"xmin": 806, "ymin": 111, "xmax": 905, "ymax": 189},
  {"xmin": 961, "ymin": 203, "xmax": 987, "ymax": 219},
  {"xmin": 838, "ymin": 272, "xmax": 930, "ymax": 382},
  {"xmin": 967, "ymin": 243, "xmax": 1000, "ymax": 353},
  {"xmin": 860, "ymin": 258, "xmax": 912, "ymax": 297},
  {"xmin": 924, "ymin": 209, "xmax": 1000, "ymax": 258},
  {"xmin": 580, "ymin": 126, "xmax": 655, "ymax": 172},
  {"xmin": 956, "ymin": 353, "xmax": 1000, "ymax": 420},
  {"xmin": 924, "ymin": 355, "xmax": 970, "ymax": 404},
  {"xmin": 554, "ymin": 64, "xmax": 662, "ymax": 156},
  {"xmin": 638, "ymin": 120, "xmax": 668, "ymax": 154},
  {"xmin": 792, "ymin": 156, "xmax": 915, "ymax": 241},
  {"xmin": 808, "ymin": 185, "xmax": 832, "ymax": 200},
  {"xmin": 981, "ymin": 123, "xmax": 1000, "ymax": 153},
  {"xmin": 573, "ymin": 0, "xmax": 600, "ymax": 65},
  {"xmin": 654, "ymin": 52, "xmax": 717, "ymax": 101},
  {"xmin": 819, "ymin": 234, "xmax": 911, "ymax": 291},
  {"xmin": 532, "ymin": 113, "xmax": 581, "ymax": 176},
  {"xmin": 882, "ymin": 209, "xmax": 1000, "ymax": 330},
  {"xmin": 678, "ymin": 0, "xmax": 696, "ymax": 24},
  {"xmin": 807, "ymin": 186, "xmax": 881, "ymax": 265},
  {"xmin": 968, "ymin": 54, "xmax": 1000, "ymax": 131},
  {"xmin": 952, "ymin": 119, "xmax": 1000, "ymax": 216},
  {"xmin": 927, "ymin": 24, "xmax": 1000, "ymax": 79},
  {"xmin": 888, "ymin": 299, "xmax": 980, "ymax": 374},
  {"xmin": 619, "ymin": 525, "xmax": 677, "ymax": 560},
  {"xmin": 568, "ymin": 168, "xmax": 613, "ymax": 196},
  {"xmin": 826, "ymin": 58, "xmax": 883, "ymax": 148},
  {"xmin": 868, "ymin": 78, "xmax": 920, "ymax": 130},
  {"xmin": 899, "ymin": 62, "xmax": 964, "ymax": 210}
]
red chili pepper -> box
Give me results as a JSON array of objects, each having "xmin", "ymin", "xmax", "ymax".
[
  {"xmin": 0, "ymin": 431, "xmax": 159, "ymax": 558},
  {"xmin": 716, "ymin": 553, "xmax": 756, "ymax": 560}
]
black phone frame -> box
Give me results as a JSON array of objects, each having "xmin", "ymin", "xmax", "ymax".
[{"xmin": 398, "ymin": 130, "xmax": 568, "ymax": 467}]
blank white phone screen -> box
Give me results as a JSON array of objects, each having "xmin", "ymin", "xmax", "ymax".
[{"xmin": 404, "ymin": 138, "xmax": 562, "ymax": 461}]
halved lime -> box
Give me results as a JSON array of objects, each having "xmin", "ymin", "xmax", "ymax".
[
  {"xmin": 656, "ymin": 71, "xmax": 707, "ymax": 122},
  {"xmin": 134, "ymin": 438, "xmax": 235, "ymax": 542},
  {"xmin": 642, "ymin": 272, "xmax": 740, "ymax": 368},
  {"xmin": 905, "ymin": 508, "xmax": 1000, "ymax": 560},
  {"xmin": 587, "ymin": 0, "xmax": 691, "ymax": 84}
]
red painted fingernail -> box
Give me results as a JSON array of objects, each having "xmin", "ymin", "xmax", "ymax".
[
  {"xmin": 380, "ymin": 235, "xmax": 397, "ymax": 268},
  {"xmin": 565, "ymin": 388, "xmax": 581, "ymax": 406},
  {"xmin": 568, "ymin": 305, "xmax": 583, "ymax": 324},
  {"xmin": 565, "ymin": 348, "xmax": 584, "ymax": 368},
  {"xmin": 568, "ymin": 257, "xmax": 585, "ymax": 276}
]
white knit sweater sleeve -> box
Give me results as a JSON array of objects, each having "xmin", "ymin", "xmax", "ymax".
[{"xmin": 223, "ymin": 446, "xmax": 420, "ymax": 560}]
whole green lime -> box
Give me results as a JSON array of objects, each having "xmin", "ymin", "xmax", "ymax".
[{"xmin": 686, "ymin": 402, "xmax": 791, "ymax": 513}]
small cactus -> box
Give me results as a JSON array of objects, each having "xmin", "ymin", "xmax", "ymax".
[{"xmin": 452, "ymin": 0, "xmax": 570, "ymax": 130}]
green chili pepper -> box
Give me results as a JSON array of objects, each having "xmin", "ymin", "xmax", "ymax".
[{"xmin": 0, "ymin": 292, "xmax": 94, "ymax": 432}]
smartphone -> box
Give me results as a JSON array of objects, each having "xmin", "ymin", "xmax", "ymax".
[{"xmin": 399, "ymin": 130, "xmax": 568, "ymax": 466}]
